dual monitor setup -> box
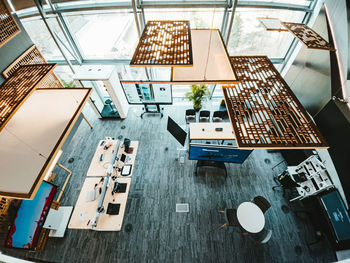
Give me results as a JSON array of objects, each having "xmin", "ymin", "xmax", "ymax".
[{"xmin": 166, "ymin": 116, "xmax": 252, "ymax": 164}]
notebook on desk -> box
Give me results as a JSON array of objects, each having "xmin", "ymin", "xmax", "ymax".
[{"xmin": 107, "ymin": 203, "xmax": 120, "ymax": 215}]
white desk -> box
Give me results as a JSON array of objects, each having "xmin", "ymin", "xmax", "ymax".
[
  {"xmin": 237, "ymin": 202, "xmax": 265, "ymax": 233},
  {"xmin": 68, "ymin": 177, "xmax": 131, "ymax": 231},
  {"xmin": 86, "ymin": 140, "xmax": 118, "ymax": 177},
  {"xmin": 189, "ymin": 123, "xmax": 235, "ymax": 140},
  {"xmin": 287, "ymin": 155, "xmax": 334, "ymax": 202}
]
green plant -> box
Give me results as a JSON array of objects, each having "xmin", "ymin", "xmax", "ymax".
[
  {"xmin": 185, "ymin": 84, "xmax": 210, "ymax": 111},
  {"xmin": 61, "ymin": 79, "xmax": 77, "ymax": 88}
]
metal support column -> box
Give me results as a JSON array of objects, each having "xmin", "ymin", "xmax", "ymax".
[
  {"xmin": 34, "ymin": 0, "xmax": 75, "ymax": 73},
  {"xmin": 225, "ymin": 0, "xmax": 238, "ymax": 45}
]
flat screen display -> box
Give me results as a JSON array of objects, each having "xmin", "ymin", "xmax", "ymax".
[
  {"xmin": 121, "ymin": 83, "xmax": 172, "ymax": 105},
  {"xmin": 6, "ymin": 181, "xmax": 57, "ymax": 249},
  {"xmin": 319, "ymin": 190, "xmax": 350, "ymax": 242},
  {"xmin": 167, "ymin": 117, "xmax": 187, "ymax": 146},
  {"xmin": 189, "ymin": 143, "xmax": 252, "ymax": 163}
]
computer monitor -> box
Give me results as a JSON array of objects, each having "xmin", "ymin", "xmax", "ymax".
[
  {"xmin": 189, "ymin": 143, "xmax": 252, "ymax": 163},
  {"xmin": 167, "ymin": 117, "xmax": 187, "ymax": 146},
  {"xmin": 319, "ymin": 190, "xmax": 350, "ymax": 243}
]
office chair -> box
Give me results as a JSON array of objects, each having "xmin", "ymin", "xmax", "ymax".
[
  {"xmin": 272, "ymin": 171, "xmax": 299, "ymax": 197},
  {"xmin": 185, "ymin": 109, "xmax": 196, "ymax": 124},
  {"xmin": 212, "ymin": 111, "xmax": 223, "ymax": 122},
  {"xmin": 219, "ymin": 208, "xmax": 240, "ymax": 229},
  {"xmin": 252, "ymin": 196, "xmax": 271, "ymax": 214},
  {"xmin": 199, "ymin": 110, "xmax": 210, "ymax": 122},
  {"xmin": 251, "ymin": 228, "xmax": 273, "ymax": 244}
]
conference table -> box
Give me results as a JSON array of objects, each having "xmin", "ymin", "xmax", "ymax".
[{"xmin": 237, "ymin": 202, "xmax": 265, "ymax": 233}]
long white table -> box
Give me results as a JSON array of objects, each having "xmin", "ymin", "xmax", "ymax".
[{"xmin": 69, "ymin": 140, "xmax": 138, "ymax": 231}]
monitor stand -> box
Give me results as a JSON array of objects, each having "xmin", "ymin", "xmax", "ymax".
[{"xmin": 195, "ymin": 160, "xmax": 227, "ymax": 177}]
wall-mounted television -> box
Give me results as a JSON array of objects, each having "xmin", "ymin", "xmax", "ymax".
[
  {"xmin": 189, "ymin": 143, "xmax": 252, "ymax": 164},
  {"xmin": 121, "ymin": 82, "xmax": 172, "ymax": 105}
]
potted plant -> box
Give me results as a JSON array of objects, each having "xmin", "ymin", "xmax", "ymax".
[
  {"xmin": 61, "ymin": 79, "xmax": 77, "ymax": 88},
  {"xmin": 185, "ymin": 84, "xmax": 210, "ymax": 111}
]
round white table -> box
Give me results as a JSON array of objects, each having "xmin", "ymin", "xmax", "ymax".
[{"xmin": 237, "ymin": 202, "xmax": 265, "ymax": 233}]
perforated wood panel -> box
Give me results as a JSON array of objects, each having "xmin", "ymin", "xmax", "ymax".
[
  {"xmin": 281, "ymin": 22, "xmax": 335, "ymax": 51},
  {"xmin": 130, "ymin": 20, "xmax": 192, "ymax": 67},
  {"xmin": 0, "ymin": 64, "xmax": 57, "ymax": 131},
  {"xmin": 0, "ymin": 0, "xmax": 21, "ymax": 48},
  {"xmin": 2, "ymin": 45, "xmax": 63, "ymax": 88},
  {"xmin": 223, "ymin": 56, "xmax": 328, "ymax": 149}
]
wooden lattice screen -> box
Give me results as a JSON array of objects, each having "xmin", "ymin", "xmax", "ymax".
[
  {"xmin": 281, "ymin": 22, "xmax": 335, "ymax": 51},
  {"xmin": 130, "ymin": 20, "xmax": 192, "ymax": 67},
  {"xmin": 2, "ymin": 45, "xmax": 63, "ymax": 88},
  {"xmin": 0, "ymin": 64, "xmax": 57, "ymax": 131},
  {"xmin": 0, "ymin": 197, "xmax": 19, "ymax": 247},
  {"xmin": 0, "ymin": 0, "xmax": 21, "ymax": 48},
  {"xmin": 223, "ymin": 56, "xmax": 328, "ymax": 149}
]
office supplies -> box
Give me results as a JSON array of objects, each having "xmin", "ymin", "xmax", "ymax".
[
  {"xmin": 99, "ymin": 153, "xmax": 104, "ymax": 162},
  {"xmin": 215, "ymin": 127, "xmax": 223, "ymax": 132},
  {"xmin": 86, "ymin": 189, "xmax": 98, "ymax": 202},
  {"xmin": 107, "ymin": 203, "xmax": 120, "ymax": 215},
  {"xmin": 121, "ymin": 165, "xmax": 132, "ymax": 176},
  {"xmin": 112, "ymin": 182, "xmax": 119, "ymax": 194},
  {"xmin": 116, "ymin": 183, "xmax": 127, "ymax": 193},
  {"xmin": 124, "ymin": 138, "xmax": 131, "ymax": 153},
  {"xmin": 120, "ymin": 154, "xmax": 126, "ymax": 163},
  {"xmin": 167, "ymin": 116, "xmax": 187, "ymax": 146}
]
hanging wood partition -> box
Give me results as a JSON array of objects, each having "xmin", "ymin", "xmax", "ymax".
[
  {"xmin": 130, "ymin": 20, "xmax": 193, "ymax": 67},
  {"xmin": 223, "ymin": 56, "xmax": 328, "ymax": 149},
  {"xmin": 0, "ymin": 0, "xmax": 21, "ymax": 48},
  {"xmin": 0, "ymin": 63, "xmax": 57, "ymax": 132},
  {"xmin": 280, "ymin": 22, "xmax": 335, "ymax": 51},
  {"xmin": 2, "ymin": 45, "xmax": 64, "ymax": 88}
]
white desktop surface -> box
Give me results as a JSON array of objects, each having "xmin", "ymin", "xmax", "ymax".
[
  {"xmin": 237, "ymin": 202, "xmax": 265, "ymax": 233},
  {"xmin": 0, "ymin": 89, "xmax": 90, "ymax": 198},
  {"xmin": 189, "ymin": 123, "xmax": 235, "ymax": 140}
]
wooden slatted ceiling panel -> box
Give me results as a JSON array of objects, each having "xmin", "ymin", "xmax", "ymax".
[
  {"xmin": 130, "ymin": 21, "xmax": 192, "ymax": 67},
  {"xmin": 0, "ymin": 0, "xmax": 21, "ymax": 48},
  {"xmin": 223, "ymin": 56, "xmax": 328, "ymax": 149},
  {"xmin": 281, "ymin": 22, "xmax": 335, "ymax": 51},
  {"xmin": 2, "ymin": 45, "xmax": 64, "ymax": 88},
  {"xmin": 0, "ymin": 64, "xmax": 56, "ymax": 131}
]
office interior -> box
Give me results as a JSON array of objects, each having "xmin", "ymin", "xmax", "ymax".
[{"xmin": 0, "ymin": 0, "xmax": 350, "ymax": 262}]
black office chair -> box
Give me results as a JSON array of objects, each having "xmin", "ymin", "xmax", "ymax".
[
  {"xmin": 212, "ymin": 111, "xmax": 223, "ymax": 122},
  {"xmin": 252, "ymin": 196, "xmax": 271, "ymax": 214},
  {"xmin": 219, "ymin": 208, "xmax": 240, "ymax": 229},
  {"xmin": 185, "ymin": 109, "xmax": 196, "ymax": 124},
  {"xmin": 199, "ymin": 110, "xmax": 210, "ymax": 122},
  {"xmin": 272, "ymin": 171, "xmax": 299, "ymax": 197}
]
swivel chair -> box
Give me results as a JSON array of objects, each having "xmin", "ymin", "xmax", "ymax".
[
  {"xmin": 199, "ymin": 110, "xmax": 210, "ymax": 122},
  {"xmin": 185, "ymin": 109, "xmax": 196, "ymax": 124},
  {"xmin": 252, "ymin": 196, "xmax": 271, "ymax": 214},
  {"xmin": 272, "ymin": 171, "xmax": 299, "ymax": 197},
  {"xmin": 212, "ymin": 111, "xmax": 223, "ymax": 122},
  {"xmin": 219, "ymin": 208, "xmax": 239, "ymax": 229}
]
